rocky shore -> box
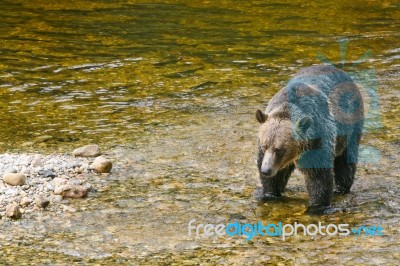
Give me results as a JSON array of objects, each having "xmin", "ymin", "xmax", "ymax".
[{"xmin": 0, "ymin": 145, "xmax": 113, "ymax": 220}]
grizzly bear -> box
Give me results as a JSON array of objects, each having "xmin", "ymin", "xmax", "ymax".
[{"xmin": 256, "ymin": 65, "xmax": 364, "ymax": 214}]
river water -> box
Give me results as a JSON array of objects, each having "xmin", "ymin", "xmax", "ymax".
[{"xmin": 0, "ymin": 0, "xmax": 399, "ymax": 265}]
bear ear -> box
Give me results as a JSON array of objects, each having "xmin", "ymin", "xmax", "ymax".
[
  {"xmin": 296, "ymin": 116, "xmax": 312, "ymax": 134},
  {"xmin": 256, "ymin": 109, "xmax": 268, "ymax": 124}
]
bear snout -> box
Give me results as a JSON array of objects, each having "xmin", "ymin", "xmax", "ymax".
[
  {"xmin": 260, "ymin": 151, "xmax": 277, "ymax": 177},
  {"xmin": 261, "ymin": 168, "xmax": 274, "ymax": 177}
]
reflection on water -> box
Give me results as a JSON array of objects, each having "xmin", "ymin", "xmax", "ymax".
[
  {"xmin": 0, "ymin": 0, "xmax": 399, "ymax": 264},
  {"xmin": 1, "ymin": 0, "xmax": 399, "ymax": 150}
]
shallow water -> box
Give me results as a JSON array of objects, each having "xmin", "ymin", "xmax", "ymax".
[{"xmin": 0, "ymin": 0, "xmax": 399, "ymax": 265}]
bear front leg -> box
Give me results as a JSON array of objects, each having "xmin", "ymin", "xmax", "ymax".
[
  {"xmin": 259, "ymin": 164, "xmax": 294, "ymax": 200},
  {"xmin": 302, "ymin": 168, "xmax": 334, "ymax": 214},
  {"xmin": 334, "ymin": 133, "xmax": 360, "ymax": 194},
  {"xmin": 334, "ymin": 150, "xmax": 356, "ymax": 194}
]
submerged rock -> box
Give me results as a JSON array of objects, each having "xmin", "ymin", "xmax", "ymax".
[
  {"xmin": 3, "ymin": 173, "xmax": 26, "ymax": 186},
  {"xmin": 54, "ymin": 184, "xmax": 89, "ymax": 199},
  {"xmin": 34, "ymin": 135, "xmax": 53, "ymax": 143},
  {"xmin": 91, "ymin": 156, "xmax": 112, "ymax": 173},
  {"xmin": 72, "ymin": 145, "xmax": 101, "ymax": 157}
]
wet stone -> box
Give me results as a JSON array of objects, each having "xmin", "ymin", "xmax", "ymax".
[
  {"xmin": 0, "ymin": 152, "xmax": 111, "ymax": 219},
  {"xmin": 54, "ymin": 185, "xmax": 89, "ymax": 199},
  {"xmin": 5, "ymin": 202, "xmax": 22, "ymax": 219},
  {"xmin": 91, "ymin": 156, "xmax": 112, "ymax": 173},
  {"xmin": 20, "ymin": 197, "xmax": 32, "ymax": 207},
  {"xmin": 35, "ymin": 196, "xmax": 50, "ymax": 209},
  {"xmin": 73, "ymin": 145, "xmax": 101, "ymax": 157}
]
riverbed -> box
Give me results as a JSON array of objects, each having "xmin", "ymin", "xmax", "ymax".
[{"xmin": 0, "ymin": 0, "xmax": 399, "ymax": 265}]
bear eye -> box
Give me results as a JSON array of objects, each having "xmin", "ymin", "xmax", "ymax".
[{"xmin": 274, "ymin": 147, "xmax": 285, "ymax": 154}]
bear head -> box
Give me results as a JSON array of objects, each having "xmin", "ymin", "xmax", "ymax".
[{"xmin": 256, "ymin": 109, "xmax": 312, "ymax": 177}]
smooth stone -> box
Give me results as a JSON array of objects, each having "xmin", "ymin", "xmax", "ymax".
[
  {"xmin": 31, "ymin": 155, "xmax": 43, "ymax": 167},
  {"xmin": 91, "ymin": 156, "xmax": 112, "ymax": 173},
  {"xmin": 43, "ymin": 170, "xmax": 56, "ymax": 178},
  {"xmin": 3, "ymin": 173, "xmax": 26, "ymax": 186},
  {"xmin": 34, "ymin": 135, "xmax": 53, "ymax": 142},
  {"xmin": 20, "ymin": 197, "xmax": 32, "ymax": 207},
  {"xmin": 52, "ymin": 177, "xmax": 67, "ymax": 188},
  {"xmin": 72, "ymin": 145, "xmax": 101, "ymax": 157},
  {"xmin": 46, "ymin": 183, "xmax": 54, "ymax": 191},
  {"xmin": 5, "ymin": 202, "xmax": 22, "ymax": 219},
  {"xmin": 54, "ymin": 185, "xmax": 89, "ymax": 199},
  {"xmin": 52, "ymin": 195, "xmax": 63, "ymax": 203},
  {"xmin": 35, "ymin": 196, "xmax": 50, "ymax": 209}
]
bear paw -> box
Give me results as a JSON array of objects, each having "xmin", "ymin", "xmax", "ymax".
[
  {"xmin": 261, "ymin": 193, "xmax": 282, "ymax": 201},
  {"xmin": 253, "ymin": 188, "xmax": 282, "ymax": 201},
  {"xmin": 334, "ymin": 188, "xmax": 351, "ymax": 195},
  {"xmin": 305, "ymin": 205, "xmax": 333, "ymax": 215}
]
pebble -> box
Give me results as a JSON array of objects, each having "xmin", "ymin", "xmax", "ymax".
[
  {"xmin": 5, "ymin": 202, "xmax": 22, "ymax": 219},
  {"xmin": 63, "ymin": 205, "xmax": 77, "ymax": 213},
  {"xmin": 91, "ymin": 156, "xmax": 113, "ymax": 173},
  {"xmin": 0, "ymin": 152, "xmax": 105, "ymax": 220},
  {"xmin": 35, "ymin": 196, "xmax": 50, "ymax": 209},
  {"xmin": 52, "ymin": 195, "xmax": 63, "ymax": 203},
  {"xmin": 34, "ymin": 135, "xmax": 53, "ymax": 142},
  {"xmin": 54, "ymin": 185, "xmax": 89, "ymax": 199},
  {"xmin": 46, "ymin": 183, "xmax": 54, "ymax": 191},
  {"xmin": 31, "ymin": 155, "xmax": 43, "ymax": 167},
  {"xmin": 52, "ymin": 177, "xmax": 67, "ymax": 188},
  {"xmin": 20, "ymin": 197, "xmax": 32, "ymax": 207},
  {"xmin": 73, "ymin": 145, "xmax": 101, "ymax": 157},
  {"xmin": 43, "ymin": 170, "xmax": 56, "ymax": 178},
  {"xmin": 3, "ymin": 173, "xmax": 26, "ymax": 186}
]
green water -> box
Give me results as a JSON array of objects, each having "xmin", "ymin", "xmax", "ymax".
[{"xmin": 0, "ymin": 0, "xmax": 399, "ymax": 265}]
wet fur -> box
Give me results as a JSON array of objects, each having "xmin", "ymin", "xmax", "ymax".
[{"xmin": 256, "ymin": 65, "xmax": 364, "ymax": 213}]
